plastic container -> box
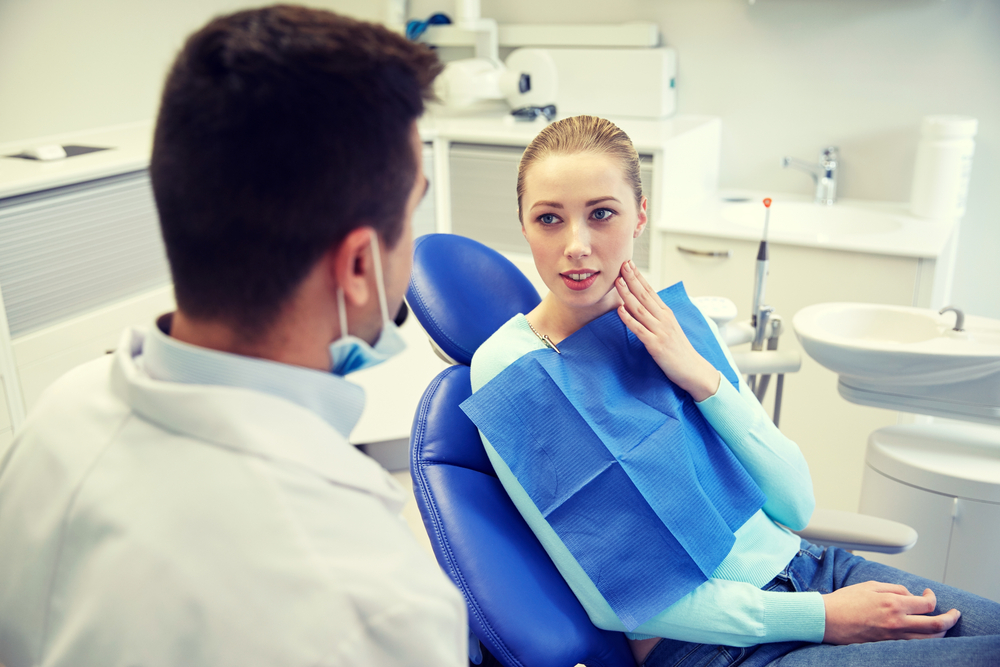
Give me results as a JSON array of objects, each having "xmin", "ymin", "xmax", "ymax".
[{"xmin": 909, "ymin": 115, "xmax": 978, "ymax": 220}]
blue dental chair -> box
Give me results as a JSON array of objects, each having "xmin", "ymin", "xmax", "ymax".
[
  {"xmin": 404, "ymin": 234, "xmax": 916, "ymax": 667},
  {"xmin": 406, "ymin": 233, "xmax": 634, "ymax": 667}
]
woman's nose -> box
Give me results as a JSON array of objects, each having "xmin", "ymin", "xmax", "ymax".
[{"xmin": 565, "ymin": 220, "xmax": 591, "ymax": 258}]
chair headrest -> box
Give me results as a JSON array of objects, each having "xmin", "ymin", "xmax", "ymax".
[{"xmin": 407, "ymin": 234, "xmax": 541, "ymax": 366}]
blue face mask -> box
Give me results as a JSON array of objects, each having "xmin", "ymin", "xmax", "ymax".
[{"xmin": 330, "ymin": 232, "xmax": 407, "ymax": 376}]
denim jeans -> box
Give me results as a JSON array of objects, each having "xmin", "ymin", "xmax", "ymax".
[{"xmin": 643, "ymin": 540, "xmax": 1000, "ymax": 667}]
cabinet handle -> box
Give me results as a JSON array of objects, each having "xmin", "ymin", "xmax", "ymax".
[{"xmin": 676, "ymin": 245, "xmax": 732, "ymax": 258}]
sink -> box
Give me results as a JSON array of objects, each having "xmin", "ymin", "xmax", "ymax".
[
  {"xmin": 793, "ymin": 303, "xmax": 1000, "ymax": 424},
  {"xmin": 722, "ymin": 200, "xmax": 904, "ymax": 237}
]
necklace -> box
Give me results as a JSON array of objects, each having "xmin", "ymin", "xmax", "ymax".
[{"xmin": 526, "ymin": 319, "xmax": 561, "ymax": 354}]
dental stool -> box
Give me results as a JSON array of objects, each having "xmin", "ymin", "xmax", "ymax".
[
  {"xmin": 406, "ymin": 233, "xmax": 633, "ymax": 666},
  {"xmin": 405, "ymin": 234, "xmax": 917, "ymax": 666}
]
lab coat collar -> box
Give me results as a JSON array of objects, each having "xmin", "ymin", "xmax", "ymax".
[
  {"xmin": 143, "ymin": 313, "xmax": 365, "ymax": 440},
  {"xmin": 112, "ymin": 326, "xmax": 403, "ymax": 507}
]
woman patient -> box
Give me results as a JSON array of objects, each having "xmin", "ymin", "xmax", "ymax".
[{"xmin": 466, "ymin": 116, "xmax": 1000, "ymax": 666}]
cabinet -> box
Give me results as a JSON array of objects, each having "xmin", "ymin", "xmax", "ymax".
[
  {"xmin": 660, "ymin": 231, "xmax": 947, "ymax": 512},
  {"xmin": 446, "ymin": 142, "xmax": 653, "ymax": 271},
  {"xmin": 859, "ymin": 424, "xmax": 1000, "ymax": 602},
  {"xmin": 0, "ymin": 123, "xmax": 172, "ymax": 430},
  {"xmin": 0, "ymin": 380, "xmax": 12, "ymax": 455},
  {"xmin": 418, "ymin": 113, "xmax": 722, "ymax": 284}
]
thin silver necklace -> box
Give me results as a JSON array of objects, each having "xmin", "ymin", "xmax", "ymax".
[{"xmin": 526, "ymin": 318, "xmax": 561, "ymax": 354}]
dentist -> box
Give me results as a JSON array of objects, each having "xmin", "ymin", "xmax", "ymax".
[{"xmin": 0, "ymin": 6, "xmax": 467, "ymax": 667}]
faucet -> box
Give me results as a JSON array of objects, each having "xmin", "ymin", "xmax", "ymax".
[
  {"xmin": 782, "ymin": 146, "xmax": 839, "ymax": 205},
  {"xmin": 939, "ymin": 306, "xmax": 965, "ymax": 332}
]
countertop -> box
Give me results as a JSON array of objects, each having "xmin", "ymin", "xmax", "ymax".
[
  {"xmin": 0, "ymin": 112, "xmax": 719, "ymax": 200},
  {"xmin": 417, "ymin": 108, "xmax": 719, "ymax": 152},
  {"xmin": 664, "ymin": 190, "xmax": 958, "ymax": 259},
  {"xmin": 0, "ymin": 120, "xmax": 154, "ymax": 200},
  {"xmin": 2, "ymin": 116, "xmax": 954, "ymax": 260}
]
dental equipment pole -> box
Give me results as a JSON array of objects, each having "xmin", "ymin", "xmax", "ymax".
[{"xmin": 747, "ymin": 198, "xmax": 772, "ymax": 395}]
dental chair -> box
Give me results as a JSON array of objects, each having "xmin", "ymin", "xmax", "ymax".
[{"xmin": 406, "ymin": 234, "xmax": 916, "ymax": 667}]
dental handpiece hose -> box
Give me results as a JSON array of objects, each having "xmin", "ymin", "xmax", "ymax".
[{"xmin": 751, "ymin": 198, "xmax": 772, "ymax": 352}]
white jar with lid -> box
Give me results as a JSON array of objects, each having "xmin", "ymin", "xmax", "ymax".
[{"xmin": 909, "ymin": 115, "xmax": 978, "ymax": 220}]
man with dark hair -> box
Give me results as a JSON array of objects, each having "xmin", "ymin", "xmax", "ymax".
[{"xmin": 0, "ymin": 6, "xmax": 466, "ymax": 666}]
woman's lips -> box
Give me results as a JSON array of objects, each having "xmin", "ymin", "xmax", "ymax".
[{"xmin": 560, "ymin": 270, "xmax": 599, "ymax": 291}]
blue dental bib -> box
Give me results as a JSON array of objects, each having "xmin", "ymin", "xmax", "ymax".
[{"xmin": 460, "ymin": 282, "xmax": 765, "ymax": 630}]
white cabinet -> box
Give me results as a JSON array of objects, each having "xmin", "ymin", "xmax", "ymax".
[
  {"xmin": 859, "ymin": 465, "xmax": 957, "ymax": 580},
  {"xmin": 859, "ymin": 423, "xmax": 1000, "ymax": 602},
  {"xmin": 659, "ymin": 232, "xmax": 944, "ymax": 512},
  {"xmin": 446, "ymin": 142, "xmax": 653, "ymax": 270},
  {"xmin": 0, "ymin": 379, "xmax": 12, "ymax": 455},
  {"xmin": 412, "ymin": 144, "xmax": 437, "ymax": 240},
  {"xmin": 0, "ymin": 123, "xmax": 172, "ymax": 428},
  {"xmin": 12, "ymin": 286, "xmax": 175, "ymax": 411},
  {"xmin": 419, "ymin": 114, "xmax": 722, "ymax": 280}
]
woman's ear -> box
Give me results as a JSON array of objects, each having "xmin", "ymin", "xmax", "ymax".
[
  {"xmin": 634, "ymin": 196, "xmax": 649, "ymax": 238},
  {"xmin": 333, "ymin": 226, "xmax": 375, "ymax": 308}
]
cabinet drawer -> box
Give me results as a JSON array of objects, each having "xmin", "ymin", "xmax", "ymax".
[
  {"xmin": 0, "ymin": 170, "xmax": 170, "ymax": 337},
  {"xmin": 13, "ymin": 286, "xmax": 174, "ymax": 411},
  {"xmin": 661, "ymin": 232, "xmax": 920, "ymax": 317}
]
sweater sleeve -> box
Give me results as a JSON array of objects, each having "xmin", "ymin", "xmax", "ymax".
[{"xmin": 694, "ymin": 317, "xmax": 815, "ymax": 531}]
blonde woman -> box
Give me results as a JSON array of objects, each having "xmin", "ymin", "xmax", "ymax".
[{"xmin": 464, "ymin": 116, "xmax": 1000, "ymax": 666}]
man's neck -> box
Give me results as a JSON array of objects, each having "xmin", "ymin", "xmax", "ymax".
[{"xmin": 168, "ymin": 310, "xmax": 332, "ymax": 372}]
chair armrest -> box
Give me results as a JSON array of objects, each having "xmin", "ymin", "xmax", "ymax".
[
  {"xmin": 730, "ymin": 350, "xmax": 802, "ymax": 375},
  {"xmin": 788, "ymin": 508, "xmax": 917, "ymax": 554}
]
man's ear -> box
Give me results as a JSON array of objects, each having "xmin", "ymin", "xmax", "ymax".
[
  {"xmin": 333, "ymin": 226, "xmax": 375, "ymax": 308},
  {"xmin": 634, "ymin": 196, "xmax": 649, "ymax": 238}
]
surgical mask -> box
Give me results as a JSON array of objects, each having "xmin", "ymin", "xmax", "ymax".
[{"xmin": 329, "ymin": 232, "xmax": 407, "ymax": 375}]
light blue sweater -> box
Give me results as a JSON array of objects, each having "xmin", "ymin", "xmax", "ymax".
[{"xmin": 469, "ymin": 313, "xmax": 826, "ymax": 647}]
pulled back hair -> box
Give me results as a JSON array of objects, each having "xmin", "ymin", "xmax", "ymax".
[
  {"xmin": 150, "ymin": 5, "xmax": 441, "ymax": 334},
  {"xmin": 516, "ymin": 115, "xmax": 643, "ymax": 222}
]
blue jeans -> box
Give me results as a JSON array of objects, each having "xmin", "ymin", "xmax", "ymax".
[{"xmin": 643, "ymin": 540, "xmax": 1000, "ymax": 667}]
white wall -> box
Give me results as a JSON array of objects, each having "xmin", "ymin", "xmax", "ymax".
[
  {"xmin": 0, "ymin": 0, "xmax": 384, "ymax": 142},
  {"xmin": 418, "ymin": 0, "xmax": 999, "ymax": 320},
  {"xmin": 3, "ymin": 0, "xmax": 995, "ymax": 318}
]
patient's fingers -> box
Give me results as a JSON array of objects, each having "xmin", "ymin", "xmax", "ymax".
[
  {"xmin": 620, "ymin": 260, "xmax": 661, "ymax": 313},
  {"xmin": 615, "ymin": 260, "xmax": 720, "ymax": 401},
  {"xmin": 616, "ymin": 277, "xmax": 655, "ymax": 331},
  {"xmin": 627, "ymin": 260, "xmax": 660, "ymax": 302}
]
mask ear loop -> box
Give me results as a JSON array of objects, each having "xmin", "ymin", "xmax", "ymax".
[
  {"xmin": 368, "ymin": 230, "xmax": 391, "ymax": 323},
  {"xmin": 337, "ymin": 288, "xmax": 349, "ymax": 340}
]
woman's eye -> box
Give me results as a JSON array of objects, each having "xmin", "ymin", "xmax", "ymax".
[
  {"xmin": 539, "ymin": 213, "xmax": 559, "ymax": 225},
  {"xmin": 592, "ymin": 208, "xmax": 615, "ymax": 221}
]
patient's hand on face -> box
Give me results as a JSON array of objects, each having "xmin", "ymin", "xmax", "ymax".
[
  {"xmin": 822, "ymin": 581, "xmax": 961, "ymax": 644},
  {"xmin": 614, "ymin": 260, "xmax": 721, "ymax": 402}
]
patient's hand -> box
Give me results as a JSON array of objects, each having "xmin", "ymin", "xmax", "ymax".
[
  {"xmin": 822, "ymin": 581, "xmax": 960, "ymax": 644},
  {"xmin": 615, "ymin": 260, "xmax": 721, "ymax": 402}
]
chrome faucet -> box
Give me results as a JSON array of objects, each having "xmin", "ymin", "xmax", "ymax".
[
  {"xmin": 782, "ymin": 146, "xmax": 839, "ymax": 205},
  {"xmin": 939, "ymin": 306, "xmax": 965, "ymax": 332}
]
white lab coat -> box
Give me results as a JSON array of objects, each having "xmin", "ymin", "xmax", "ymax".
[{"xmin": 0, "ymin": 327, "xmax": 467, "ymax": 667}]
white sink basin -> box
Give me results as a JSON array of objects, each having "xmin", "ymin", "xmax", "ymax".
[
  {"xmin": 793, "ymin": 303, "xmax": 1000, "ymax": 424},
  {"xmin": 722, "ymin": 200, "xmax": 904, "ymax": 237}
]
